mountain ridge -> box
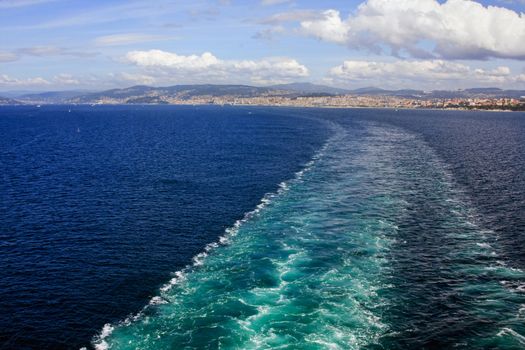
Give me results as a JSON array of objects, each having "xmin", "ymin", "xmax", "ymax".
[{"xmin": 2, "ymin": 83, "xmax": 525, "ymax": 105}]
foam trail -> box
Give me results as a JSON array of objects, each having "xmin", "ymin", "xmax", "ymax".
[
  {"xmin": 92, "ymin": 118, "xmax": 525, "ymax": 349},
  {"xmin": 362, "ymin": 122, "xmax": 525, "ymax": 348},
  {"xmin": 91, "ymin": 124, "xmax": 344, "ymax": 349},
  {"xmin": 92, "ymin": 120, "xmax": 396, "ymax": 349}
]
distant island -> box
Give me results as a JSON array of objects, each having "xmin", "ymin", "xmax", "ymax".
[{"xmin": 1, "ymin": 83, "xmax": 525, "ymax": 111}]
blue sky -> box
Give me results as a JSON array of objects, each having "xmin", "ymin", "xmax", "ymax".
[{"xmin": 1, "ymin": 0, "xmax": 524, "ymax": 91}]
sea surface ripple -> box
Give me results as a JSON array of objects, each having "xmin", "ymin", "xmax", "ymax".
[
  {"xmin": 2, "ymin": 106, "xmax": 524, "ymax": 350},
  {"xmin": 96, "ymin": 112, "xmax": 525, "ymax": 349}
]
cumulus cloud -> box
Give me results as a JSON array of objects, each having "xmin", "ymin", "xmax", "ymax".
[
  {"xmin": 125, "ymin": 49, "xmax": 309, "ymax": 85},
  {"xmin": 127, "ymin": 51, "xmax": 220, "ymax": 70},
  {"xmin": 300, "ymin": 0, "xmax": 525, "ymax": 60},
  {"xmin": 328, "ymin": 59, "xmax": 523, "ymax": 89}
]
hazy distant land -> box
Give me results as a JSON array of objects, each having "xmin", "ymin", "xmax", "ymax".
[{"xmin": 1, "ymin": 83, "xmax": 524, "ymax": 111}]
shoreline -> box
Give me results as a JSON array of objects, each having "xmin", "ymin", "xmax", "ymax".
[{"xmin": 1, "ymin": 102, "xmax": 523, "ymax": 113}]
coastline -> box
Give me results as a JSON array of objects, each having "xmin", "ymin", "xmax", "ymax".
[{"xmin": 1, "ymin": 102, "xmax": 522, "ymax": 113}]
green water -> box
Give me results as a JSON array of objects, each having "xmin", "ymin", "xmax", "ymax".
[{"xmin": 95, "ymin": 120, "xmax": 525, "ymax": 349}]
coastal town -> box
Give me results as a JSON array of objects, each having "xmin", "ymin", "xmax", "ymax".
[
  {"xmin": 3, "ymin": 84, "xmax": 525, "ymax": 111},
  {"xmin": 87, "ymin": 93, "xmax": 525, "ymax": 111},
  {"xmin": 168, "ymin": 94, "xmax": 525, "ymax": 111}
]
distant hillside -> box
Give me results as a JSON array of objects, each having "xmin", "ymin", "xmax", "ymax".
[
  {"xmin": 345, "ymin": 87, "xmax": 525, "ymax": 99},
  {"xmin": 349, "ymin": 87, "xmax": 389, "ymax": 94},
  {"xmin": 349, "ymin": 87, "xmax": 426, "ymax": 97},
  {"xmin": 0, "ymin": 96, "xmax": 21, "ymax": 105},
  {"xmin": 4, "ymin": 83, "xmax": 524, "ymax": 105},
  {"xmin": 75, "ymin": 85, "xmax": 157, "ymax": 101},
  {"xmin": 71, "ymin": 84, "xmax": 277, "ymax": 104},
  {"xmin": 67, "ymin": 83, "xmax": 441, "ymax": 104},
  {"xmin": 429, "ymin": 88, "xmax": 525, "ymax": 99},
  {"xmin": 18, "ymin": 90, "xmax": 91, "ymax": 103},
  {"xmin": 269, "ymin": 82, "xmax": 349, "ymax": 95}
]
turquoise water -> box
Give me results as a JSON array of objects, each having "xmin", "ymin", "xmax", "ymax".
[
  {"xmin": 1, "ymin": 105, "xmax": 328, "ymax": 348},
  {"xmin": 94, "ymin": 117, "xmax": 525, "ymax": 349}
]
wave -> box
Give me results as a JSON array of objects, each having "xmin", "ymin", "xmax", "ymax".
[
  {"xmin": 90, "ymin": 122, "xmax": 341, "ymax": 350},
  {"xmin": 89, "ymin": 118, "xmax": 525, "ymax": 349}
]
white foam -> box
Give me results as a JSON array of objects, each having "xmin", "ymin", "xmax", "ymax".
[
  {"xmin": 192, "ymin": 251, "xmax": 208, "ymax": 266},
  {"xmin": 476, "ymin": 242, "xmax": 491, "ymax": 249},
  {"xmin": 149, "ymin": 296, "xmax": 168, "ymax": 305},
  {"xmin": 519, "ymin": 305, "xmax": 525, "ymax": 316},
  {"xmin": 90, "ymin": 129, "xmax": 337, "ymax": 349},
  {"xmin": 160, "ymin": 270, "xmax": 186, "ymax": 292},
  {"xmin": 497, "ymin": 327, "xmax": 525, "ymax": 345},
  {"xmin": 93, "ymin": 324, "xmax": 114, "ymax": 350},
  {"xmin": 306, "ymin": 338, "xmax": 341, "ymax": 350}
]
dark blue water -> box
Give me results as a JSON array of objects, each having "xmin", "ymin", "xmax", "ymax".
[
  {"xmin": 1, "ymin": 106, "xmax": 524, "ymax": 349},
  {"xmin": 0, "ymin": 105, "xmax": 329, "ymax": 349}
]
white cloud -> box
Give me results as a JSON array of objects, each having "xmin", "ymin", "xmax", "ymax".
[
  {"xmin": 53, "ymin": 73, "xmax": 79, "ymax": 85},
  {"xmin": 5, "ymin": 2, "xmax": 171, "ymax": 30},
  {"xmin": 17, "ymin": 46, "xmax": 98, "ymax": 58},
  {"xmin": 117, "ymin": 72, "xmax": 158, "ymax": 85},
  {"xmin": 258, "ymin": 10, "xmax": 320, "ymax": 25},
  {"xmin": 0, "ymin": 73, "xmax": 84, "ymax": 88},
  {"xmin": 93, "ymin": 33, "xmax": 176, "ymax": 46},
  {"xmin": 0, "ymin": 0, "xmax": 56, "ymax": 9},
  {"xmin": 497, "ymin": 0, "xmax": 525, "ymax": 4},
  {"xmin": 127, "ymin": 51, "xmax": 220, "ymax": 70},
  {"xmin": 301, "ymin": 9, "xmax": 348, "ymax": 44},
  {"xmin": 300, "ymin": 0, "xmax": 525, "ymax": 60},
  {"xmin": 0, "ymin": 74, "xmax": 50, "ymax": 86},
  {"xmin": 0, "ymin": 46, "xmax": 98, "ymax": 64},
  {"xmin": 0, "ymin": 51, "xmax": 19, "ymax": 62},
  {"xmin": 261, "ymin": 0, "xmax": 292, "ymax": 5},
  {"xmin": 17, "ymin": 46, "xmax": 64, "ymax": 56},
  {"xmin": 329, "ymin": 59, "xmax": 524, "ymax": 89},
  {"xmin": 253, "ymin": 26, "xmax": 286, "ymax": 40},
  {"xmin": 125, "ymin": 50, "xmax": 309, "ymax": 85}
]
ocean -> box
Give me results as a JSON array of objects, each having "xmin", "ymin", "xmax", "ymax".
[{"xmin": 1, "ymin": 106, "xmax": 524, "ymax": 349}]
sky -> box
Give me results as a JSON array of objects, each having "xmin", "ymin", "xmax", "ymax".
[{"xmin": 1, "ymin": 0, "xmax": 525, "ymax": 91}]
